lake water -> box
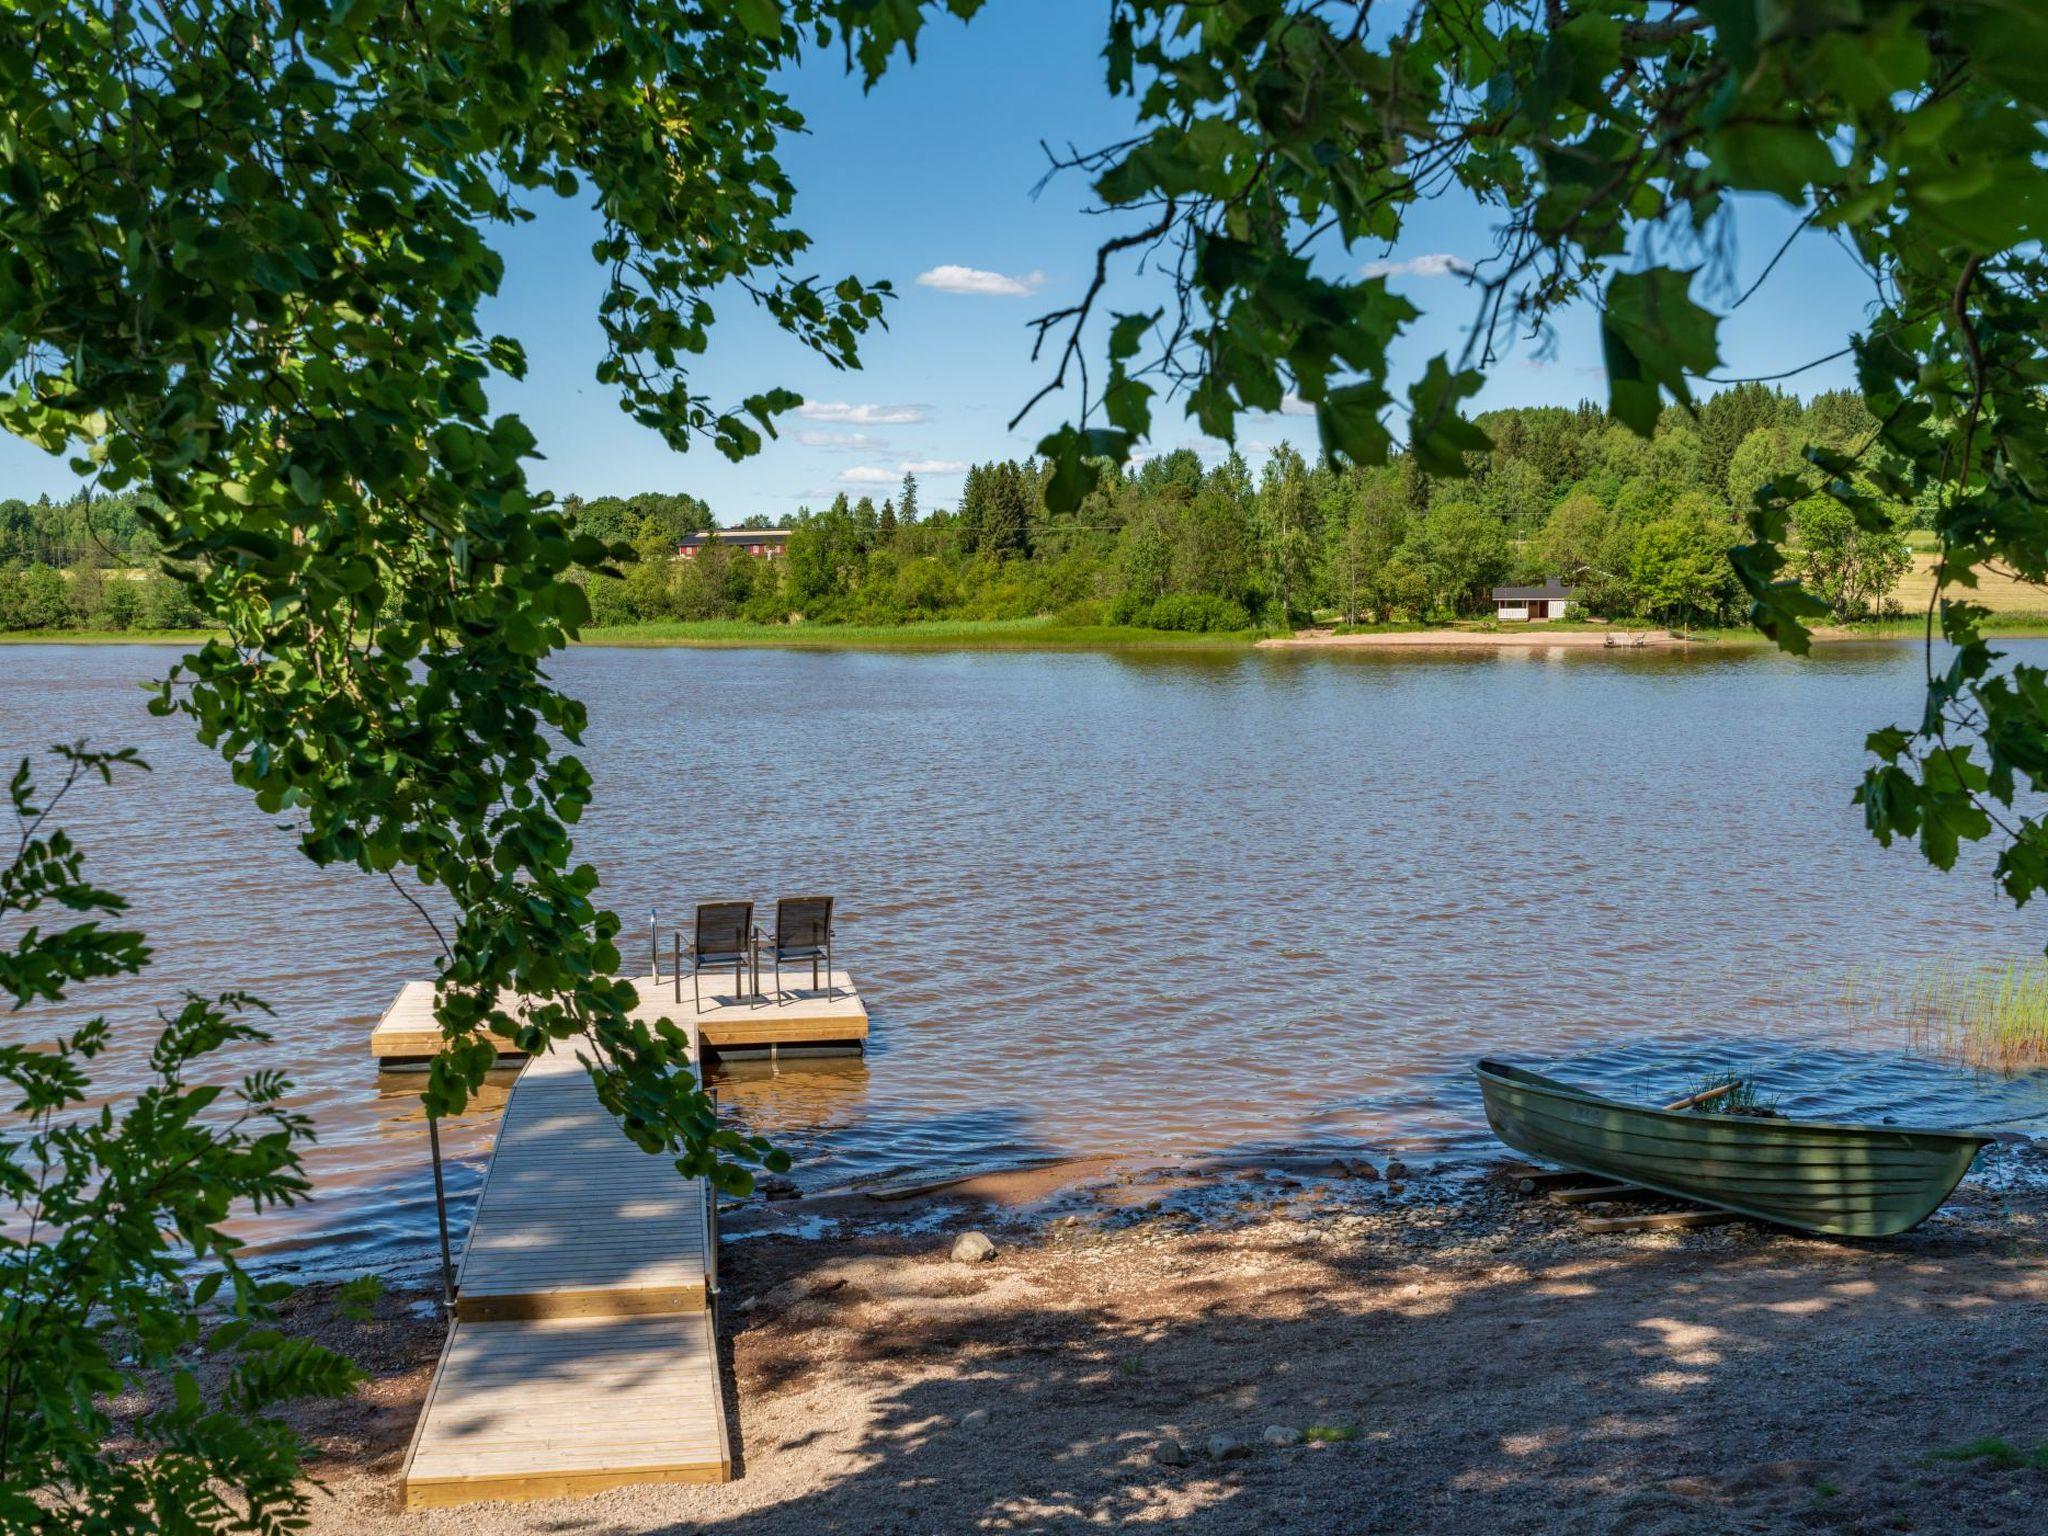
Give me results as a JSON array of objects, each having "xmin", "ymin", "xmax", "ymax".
[{"xmin": 6, "ymin": 640, "xmax": 2047, "ymax": 1277}]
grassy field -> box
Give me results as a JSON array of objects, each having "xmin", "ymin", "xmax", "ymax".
[
  {"xmin": 0, "ymin": 628, "xmax": 216, "ymax": 645},
  {"xmin": 1893, "ymin": 552, "xmax": 2048, "ymax": 618},
  {"xmin": 576, "ymin": 616, "xmax": 1264, "ymax": 650}
]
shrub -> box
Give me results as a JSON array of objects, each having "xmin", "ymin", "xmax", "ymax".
[
  {"xmin": 1, "ymin": 747, "xmax": 360, "ymax": 1533},
  {"xmin": 90, "ymin": 575, "xmax": 141, "ymax": 630},
  {"xmin": 584, "ymin": 572, "xmax": 638, "ymax": 626},
  {"xmin": 139, "ymin": 572, "xmax": 204, "ymax": 629},
  {"xmin": 1138, "ymin": 592, "xmax": 1253, "ymax": 632}
]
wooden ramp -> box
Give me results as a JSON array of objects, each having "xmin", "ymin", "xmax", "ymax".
[
  {"xmin": 371, "ymin": 970, "xmax": 867, "ymax": 1066},
  {"xmin": 401, "ymin": 1039, "xmax": 730, "ymax": 1508}
]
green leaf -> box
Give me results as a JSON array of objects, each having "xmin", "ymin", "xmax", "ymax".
[
  {"xmin": 1708, "ymin": 123, "xmax": 1842, "ymax": 204},
  {"xmin": 1404, "ymin": 358, "xmax": 1490, "ymax": 476},
  {"xmin": 1600, "ymin": 268, "xmax": 1720, "ymax": 435}
]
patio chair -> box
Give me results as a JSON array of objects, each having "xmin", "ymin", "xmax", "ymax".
[
  {"xmin": 685, "ymin": 899, "xmax": 755, "ymax": 1010},
  {"xmin": 768, "ymin": 895, "xmax": 834, "ymax": 998}
]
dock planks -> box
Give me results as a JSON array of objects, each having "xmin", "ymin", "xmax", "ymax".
[
  {"xmin": 452, "ymin": 1044, "xmax": 713, "ymax": 1321},
  {"xmin": 402, "ymin": 1313, "xmax": 730, "ymax": 1507},
  {"xmin": 400, "ymin": 1036, "xmax": 730, "ymax": 1507},
  {"xmin": 370, "ymin": 970, "xmax": 867, "ymax": 1065}
]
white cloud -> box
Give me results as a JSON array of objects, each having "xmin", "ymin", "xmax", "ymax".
[
  {"xmin": 899, "ymin": 458, "xmax": 967, "ymax": 475},
  {"xmin": 1279, "ymin": 392, "xmax": 1317, "ymax": 416},
  {"xmin": 1359, "ymin": 252, "xmax": 1472, "ymax": 280},
  {"xmin": 799, "ymin": 430, "xmax": 891, "ymax": 451},
  {"xmin": 915, "ymin": 264, "xmax": 1047, "ymax": 298},
  {"xmin": 835, "ymin": 466, "xmax": 901, "ymax": 486},
  {"xmin": 797, "ymin": 401, "xmax": 931, "ymax": 425}
]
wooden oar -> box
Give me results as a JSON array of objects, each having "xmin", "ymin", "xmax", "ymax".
[{"xmin": 1662, "ymin": 1080, "xmax": 1740, "ymax": 1113}]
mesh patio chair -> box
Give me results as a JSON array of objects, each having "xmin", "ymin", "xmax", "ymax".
[
  {"xmin": 769, "ymin": 895, "xmax": 834, "ymax": 998},
  {"xmin": 686, "ymin": 899, "xmax": 755, "ymax": 1009}
]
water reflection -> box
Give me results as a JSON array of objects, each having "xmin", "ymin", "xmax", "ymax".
[{"xmin": 4, "ymin": 640, "xmax": 2045, "ymax": 1276}]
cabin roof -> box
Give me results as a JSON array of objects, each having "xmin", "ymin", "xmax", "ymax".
[{"xmin": 1491, "ymin": 579, "xmax": 1578, "ymax": 601}]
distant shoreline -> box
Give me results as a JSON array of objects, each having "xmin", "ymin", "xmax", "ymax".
[
  {"xmin": 5, "ymin": 616, "xmax": 2047, "ymax": 653},
  {"xmin": 1258, "ymin": 627, "xmax": 1692, "ymax": 650}
]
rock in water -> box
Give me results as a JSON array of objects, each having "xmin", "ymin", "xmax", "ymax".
[
  {"xmin": 950, "ymin": 1231, "xmax": 997, "ymax": 1264},
  {"xmin": 1154, "ymin": 1437, "xmax": 1190, "ymax": 1467},
  {"xmin": 1207, "ymin": 1434, "xmax": 1249, "ymax": 1461},
  {"xmin": 1263, "ymin": 1425, "xmax": 1302, "ymax": 1447},
  {"xmin": 1383, "ymin": 1159, "xmax": 1411, "ymax": 1181}
]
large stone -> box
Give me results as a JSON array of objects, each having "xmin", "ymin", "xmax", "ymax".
[
  {"xmin": 1207, "ymin": 1434, "xmax": 1250, "ymax": 1461},
  {"xmin": 958, "ymin": 1407, "xmax": 991, "ymax": 1431},
  {"xmin": 1154, "ymin": 1437, "xmax": 1190, "ymax": 1467},
  {"xmin": 950, "ymin": 1231, "xmax": 997, "ymax": 1264},
  {"xmin": 1263, "ymin": 1424, "xmax": 1302, "ymax": 1447}
]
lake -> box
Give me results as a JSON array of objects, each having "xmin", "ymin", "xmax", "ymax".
[{"xmin": 5, "ymin": 640, "xmax": 2046, "ymax": 1277}]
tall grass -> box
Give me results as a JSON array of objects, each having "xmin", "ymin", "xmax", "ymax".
[{"xmin": 1845, "ymin": 957, "xmax": 2048, "ymax": 1072}]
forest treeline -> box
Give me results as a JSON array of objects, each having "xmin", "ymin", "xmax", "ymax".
[
  {"xmin": 575, "ymin": 384, "xmax": 1919, "ymax": 633},
  {"xmin": 2, "ymin": 386, "xmax": 1918, "ymax": 634}
]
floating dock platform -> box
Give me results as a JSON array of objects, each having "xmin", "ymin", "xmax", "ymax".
[
  {"xmin": 370, "ymin": 969, "xmax": 868, "ymax": 1067},
  {"xmin": 400, "ymin": 1036, "xmax": 731, "ymax": 1507}
]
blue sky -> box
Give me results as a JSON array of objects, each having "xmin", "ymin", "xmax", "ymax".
[{"xmin": 2, "ymin": 3, "xmax": 1882, "ymax": 521}]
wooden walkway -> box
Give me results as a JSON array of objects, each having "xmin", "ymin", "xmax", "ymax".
[
  {"xmin": 400, "ymin": 1037, "xmax": 731, "ymax": 1508},
  {"xmin": 370, "ymin": 970, "xmax": 868, "ymax": 1066}
]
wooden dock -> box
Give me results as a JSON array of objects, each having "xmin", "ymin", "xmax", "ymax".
[
  {"xmin": 370, "ymin": 969, "xmax": 868, "ymax": 1067},
  {"xmin": 400, "ymin": 1036, "xmax": 732, "ymax": 1508}
]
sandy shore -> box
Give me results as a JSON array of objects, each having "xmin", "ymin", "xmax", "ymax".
[
  {"xmin": 1259, "ymin": 627, "xmax": 1688, "ymax": 650},
  {"xmin": 247, "ymin": 1143, "xmax": 2048, "ymax": 1534}
]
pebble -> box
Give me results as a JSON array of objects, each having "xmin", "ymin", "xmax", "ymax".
[
  {"xmin": 1207, "ymin": 1434, "xmax": 1250, "ymax": 1461},
  {"xmin": 951, "ymin": 1231, "xmax": 997, "ymax": 1264},
  {"xmin": 1263, "ymin": 1424, "xmax": 1302, "ymax": 1447},
  {"xmin": 958, "ymin": 1407, "xmax": 991, "ymax": 1431},
  {"xmin": 1154, "ymin": 1436, "xmax": 1190, "ymax": 1467}
]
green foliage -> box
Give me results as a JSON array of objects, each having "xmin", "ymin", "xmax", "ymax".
[
  {"xmin": 334, "ymin": 1275, "xmax": 385, "ymax": 1324},
  {"xmin": 1630, "ymin": 512, "xmax": 1737, "ymax": 635},
  {"xmin": 1035, "ymin": 1, "xmax": 2048, "ymax": 912},
  {"xmin": 0, "ymin": 1, "xmax": 988, "ymax": 1192},
  {"xmin": 1400, "ymin": 499, "xmax": 1510, "ymax": 618},
  {"xmin": 1, "ymin": 748, "xmax": 359, "ymax": 1534},
  {"xmin": 1301, "ymin": 1423, "xmax": 1359, "ymax": 1444},
  {"xmin": 1929, "ymin": 1438, "xmax": 2048, "ymax": 1472},
  {"xmin": 550, "ymin": 389, "xmax": 1913, "ymax": 636}
]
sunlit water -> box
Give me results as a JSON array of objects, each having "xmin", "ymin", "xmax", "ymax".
[{"xmin": 5, "ymin": 641, "xmax": 2047, "ymax": 1278}]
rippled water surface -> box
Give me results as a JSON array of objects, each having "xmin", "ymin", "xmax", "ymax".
[{"xmin": 6, "ymin": 641, "xmax": 2047, "ymax": 1275}]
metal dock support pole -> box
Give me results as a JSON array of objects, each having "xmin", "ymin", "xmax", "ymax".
[{"xmin": 427, "ymin": 1113, "xmax": 457, "ymax": 1307}]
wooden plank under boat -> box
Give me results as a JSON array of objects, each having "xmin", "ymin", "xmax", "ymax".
[{"xmin": 1475, "ymin": 1058, "xmax": 1990, "ymax": 1237}]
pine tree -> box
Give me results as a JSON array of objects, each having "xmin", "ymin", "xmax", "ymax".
[
  {"xmin": 878, "ymin": 497, "xmax": 897, "ymax": 536},
  {"xmin": 982, "ymin": 461, "xmax": 1034, "ymax": 558},
  {"xmin": 899, "ymin": 471, "xmax": 919, "ymax": 526},
  {"xmin": 957, "ymin": 464, "xmax": 990, "ymax": 554}
]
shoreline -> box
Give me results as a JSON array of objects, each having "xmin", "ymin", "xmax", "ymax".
[
  {"xmin": 237, "ymin": 1141, "xmax": 2047, "ymax": 1534},
  {"xmin": 1258, "ymin": 626, "xmax": 1693, "ymax": 650},
  {"xmin": 7, "ymin": 618, "xmax": 2048, "ymax": 655}
]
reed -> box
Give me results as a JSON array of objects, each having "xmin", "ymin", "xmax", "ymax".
[{"xmin": 1848, "ymin": 957, "xmax": 2048, "ymax": 1072}]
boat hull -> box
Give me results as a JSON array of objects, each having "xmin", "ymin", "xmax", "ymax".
[{"xmin": 1476, "ymin": 1059, "xmax": 1989, "ymax": 1237}]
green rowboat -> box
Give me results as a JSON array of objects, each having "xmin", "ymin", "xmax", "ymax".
[{"xmin": 1475, "ymin": 1058, "xmax": 1991, "ymax": 1237}]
